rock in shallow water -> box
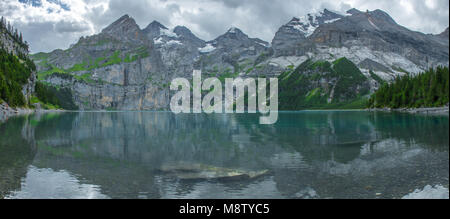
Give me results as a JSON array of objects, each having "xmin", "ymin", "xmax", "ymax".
[{"xmin": 159, "ymin": 163, "xmax": 269, "ymax": 181}]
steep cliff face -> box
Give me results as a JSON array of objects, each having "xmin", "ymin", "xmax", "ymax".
[
  {"xmin": 0, "ymin": 29, "xmax": 28, "ymax": 57},
  {"xmin": 143, "ymin": 21, "xmax": 205, "ymax": 79},
  {"xmin": 33, "ymin": 15, "xmax": 170, "ymax": 110},
  {"xmin": 307, "ymin": 9, "xmax": 449, "ymax": 71},
  {"xmin": 32, "ymin": 15, "xmax": 272, "ymax": 110},
  {"xmin": 0, "ymin": 19, "xmax": 36, "ymax": 106},
  {"xmin": 257, "ymin": 9, "xmax": 449, "ymax": 108},
  {"xmin": 30, "ymin": 8, "xmax": 449, "ymax": 110}
]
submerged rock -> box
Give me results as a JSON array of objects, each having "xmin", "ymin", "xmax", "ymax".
[{"xmin": 159, "ymin": 163, "xmax": 269, "ymax": 181}]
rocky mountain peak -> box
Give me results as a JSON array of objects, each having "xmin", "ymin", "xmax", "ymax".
[
  {"xmin": 143, "ymin": 21, "xmax": 185, "ymax": 49},
  {"xmin": 102, "ymin": 14, "xmax": 139, "ymax": 34},
  {"xmin": 227, "ymin": 27, "xmax": 243, "ymax": 34},
  {"xmin": 143, "ymin": 20, "xmax": 170, "ymax": 40},
  {"xmin": 173, "ymin": 26, "xmax": 191, "ymax": 35},
  {"xmin": 173, "ymin": 26, "xmax": 205, "ymax": 47},
  {"xmin": 271, "ymin": 9, "xmax": 343, "ymax": 56},
  {"xmin": 221, "ymin": 27, "xmax": 248, "ymax": 39},
  {"xmin": 346, "ymin": 8, "xmax": 362, "ymax": 15},
  {"xmin": 28, "ymin": 7, "xmax": 450, "ymax": 112},
  {"xmin": 101, "ymin": 14, "xmax": 146, "ymax": 44},
  {"xmin": 144, "ymin": 20, "xmax": 168, "ymax": 33},
  {"xmin": 213, "ymin": 27, "xmax": 252, "ymax": 45},
  {"xmin": 438, "ymin": 27, "xmax": 449, "ymax": 39},
  {"xmin": 367, "ymin": 9, "xmax": 397, "ymax": 25},
  {"xmin": 286, "ymin": 9, "xmax": 343, "ymax": 37}
]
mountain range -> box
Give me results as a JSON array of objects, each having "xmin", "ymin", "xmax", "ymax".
[{"xmin": 30, "ymin": 8, "xmax": 449, "ymax": 110}]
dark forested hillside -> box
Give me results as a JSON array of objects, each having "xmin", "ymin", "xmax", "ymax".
[
  {"xmin": 0, "ymin": 45, "xmax": 36, "ymax": 107},
  {"xmin": 278, "ymin": 58, "xmax": 370, "ymax": 110},
  {"xmin": 0, "ymin": 16, "xmax": 35, "ymax": 107},
  {"xmin": 1, "ymin": 16, "xmax": 73, "ymax": 110},
  {"xmin": 368, "ymin": 67, "xmax": 449, "ymax": 109}
]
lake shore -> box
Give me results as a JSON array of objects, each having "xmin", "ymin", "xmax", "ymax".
[
  {"xmin": 2, "ymin": 103, "xmax": 449, "ymax": 123},
  {"xmin": 0, "ymin": 102, "xmax": 65, "ymax": 122},
  {"xmin": 367, "ymin": 106, "xmax": 449, "ymax": 115}
]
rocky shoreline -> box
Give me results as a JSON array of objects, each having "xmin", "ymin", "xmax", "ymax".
[
  {"xmin": 368, "ymin": 106, "xmax": 449, "ymax": 115},
  {"xmin": 0, "ymin": 102, "xmax": 64, "ymax": 123},
  {"xmin": 3, "ymin": 102, "xmax": 449, "ymax": 123}
]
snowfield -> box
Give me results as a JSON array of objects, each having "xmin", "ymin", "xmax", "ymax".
[
  {"xmin": 198, "ymin": 44, "xmax": 216, "ymax": 53},
  {"xmin": 315, "ymin": 45, "xmax": 425, "ymax": 74}
]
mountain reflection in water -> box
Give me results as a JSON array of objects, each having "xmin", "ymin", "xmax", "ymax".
[{"xmin": 0, "ymin": 111, "xmax": 448, "ymax": 199}]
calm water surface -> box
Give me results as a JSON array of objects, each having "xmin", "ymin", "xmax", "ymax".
[{"xmin": 0, "ymin": 111, "xmax": 448, "ymax": 199}]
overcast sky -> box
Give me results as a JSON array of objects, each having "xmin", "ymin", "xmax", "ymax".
[{"xmin": 1, "ymin": 0, "xmax": 448, "ymax": 53}]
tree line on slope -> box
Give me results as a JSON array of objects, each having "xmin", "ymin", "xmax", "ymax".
[
  {"xmin": 1, "ymin": 18, "xmax": 77, "ymax": 110},
  {"xmin": 368, "ymin": 66, "xmax": 449, "ymax": 109},
  {"xmin": 0, "ymin": 16, "xmax": 29, "ymax": 51},
  {"xmin": 35, "ymin": 82, "xmax": 78, "ymax": 110},
  {"xmin": 0, "ymin": 46, "xmax": 35, "ymax": 107}
]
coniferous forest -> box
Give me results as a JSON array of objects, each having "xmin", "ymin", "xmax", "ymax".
[
  {"xmin": 0, "ymin": 47, "xmax": 36, "ymax": 107},
  {"xmin": 0, "ymin": 16, "xmax": 36, "ymax": 107},
  {"xmin": 368, "ymin": 66, "xmax": 449, "ymax": 109}
]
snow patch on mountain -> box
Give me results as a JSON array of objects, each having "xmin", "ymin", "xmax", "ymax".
[
  {"xmin": 198, "ymin": 43, "xmax": 216, "ymax": 53},
  {"xmin": 315, "ymin": 46, "xmax": 424, "ymax": 75},
  {"xmin": 166, "ymin": 40, "xmax": 183, "ymax": 46},
  {"xmin": 325, "ymin": 18, "xmax": 341, "ymax": 24},
  {"xmin": 287, "ymin": 10, "xmax": 344, "ymax": 37},
  {"xmin": 160, "ymin": 28, "xmax": 178, "ymax": 38},
  {"xmin": 368, "ymin": 17, "xmax": 380, "ymax": 30},
  {"xmin": 290, "ymin": 11, "xmax": 324, "ymax": 37},
  {"xmin": 361, "ymin": 69, "xmax": 395, "ymax": 82},
  {"xmin": 268, "ymin": 56, "xmax": 309, "ymax": 69},
  {"xmin": 154, "ymin": 37, "xmax": 164, "ymax": 45},
  {"xmin": 257, "ymin": 41, "xmax": 270, "ymax": 48},
  {"xmin": 228, "ymin": 27, "xmax": 238, "ymax": 34}
]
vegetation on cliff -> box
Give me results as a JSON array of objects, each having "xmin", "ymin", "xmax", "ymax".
[
  {"xmin": 0, "ymin": 45, "xmax": 36, "ymax": 107},
  {"xmin": 32, "ymin": 46, "xmax": 150, "ymax": 82},
  {"xmin": 278, "ymin": 58, "xmax": 370, "ymax": 110},
  {"xmin": 1, "ymin": 17, "xmax": 72, "ymax": 110},
  {"xmin": 0, "ymin": 16, "xmax": 29, "ymax": 51},
  {"xmin": 35, "ymin": 82, "xmax": 78, "ymax": 110},
  {"xmin": 368, "ymin": 66, "xmax": 449, "ymax": 108}
]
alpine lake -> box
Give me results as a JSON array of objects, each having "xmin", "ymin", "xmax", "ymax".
[{"xmin": 0, "ymin": 111, "xmax": 448, "ymax": 199}]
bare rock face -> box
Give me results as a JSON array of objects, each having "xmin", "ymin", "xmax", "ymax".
[
  {"xmin": 272, "ymin": 9, "xmax": 344, "ymax": 57},
  {"xmin": 307, "ymin": 9, "xmax": 449, "ymax": 70},
  {"xmin": 437, "ymin": 27, "xmax": 449, "ymax": 40},
  {"xmin": 32, "ymin": 15, "xmax": 273, "ymax": 111},
  {"xmin": 143, "ymin": 21, "xmax": 206, "ymax": 79},
  {"xmin": 358, "ymin": 59, "xmax": 392, "ymax": 73},
  {"xmin": 196, "ymin": 27, "xmax": 271, "ymax": 75},
  {"xmin": 101, "ymin": 14, "xmax": 149, "ymax": 45},
  {"xmin": 1, "ymin": 23, "xmax": 36, "ymax": 104},
  {"xmin": 33, "ymin": 15, "xmax": 170, "ymax": 110}
]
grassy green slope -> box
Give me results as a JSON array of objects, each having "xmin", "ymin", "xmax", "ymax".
[{"xmin": 279, "ymin": 57, "xmax": 370, "ymax": 110}]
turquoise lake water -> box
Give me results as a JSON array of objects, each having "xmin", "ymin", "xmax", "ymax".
[{"xmin": 0, "ymin": 111, "xmax": 448, "ymax": 199}]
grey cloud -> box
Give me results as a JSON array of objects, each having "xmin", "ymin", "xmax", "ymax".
[
  {"xmin": 347, "ymin": 0, "xmax": 449, "ymax": 34},
  {"xmin": 1, "ymin": 0, "xmax": 448, "ymax": 53},
  {"xmin": 14, "ymin": 21, "xmax": 84, "ymax": 53},
  {"xmin": 54, "ymin": 20, "xmax": 90, "ymax": 33},
  {"xmin": 98, "ymin": 0, "xmax": 179, "ymax": 30}
]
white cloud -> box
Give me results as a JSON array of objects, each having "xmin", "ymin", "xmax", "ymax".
[{"xmin": 0, "ymin": 0, "xmax": 448, "ymax": 53}]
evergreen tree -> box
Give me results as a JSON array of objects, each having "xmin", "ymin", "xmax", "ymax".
[{"xmin": 368, "ymin": 67, "xmax": 449, "ymax": 109}]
